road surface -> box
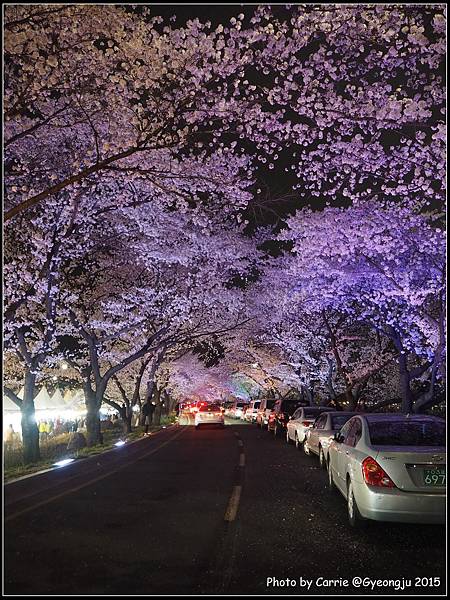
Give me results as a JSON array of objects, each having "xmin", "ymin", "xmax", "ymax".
[{"xmin": 5, "ymin": 419, "xmax": 446, "ymax": 595}]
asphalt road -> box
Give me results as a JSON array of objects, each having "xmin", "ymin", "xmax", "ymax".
[{"xmin": 4, "ymin": 418, "xmax": 446, "ymax": 595}]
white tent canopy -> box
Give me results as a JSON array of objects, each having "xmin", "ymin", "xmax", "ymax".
[
  {"xmin": 33, "ymin": 387, "xmax": 55, "ymax": 410},
  {"xmin": 50, "ymin": 388, "xmax": 68, "ymax": 409},
  {"xmin": 67, "ymin": 390, "xmax": 85, "ymax": 409}
]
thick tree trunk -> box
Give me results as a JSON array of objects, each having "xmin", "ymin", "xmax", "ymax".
[
  {"xmin": 322, "ymin": 312, "xmax": 353, "ymax": 408},
  {"xmin": 301, "ymin": 384, "xmax": 314, "ymax": 406},
  {"xmin": 325, "ymin": 358, "xmax": 337, "ymax": 403},
  {"xmin": 398, "ymin": 352, "xmax": 414, "ymax": 414},
  {"xmin": 165, "ymin": 392, "xmax": 177, "ymax": 415},
  {"xmin": 121, "ymin": 406, "xmax": 133, "ymax": 434},
  {"xmin": 21, "ymin": 370, "xmax": 40, "ymax": 464},
  {"xmin": 84, "ymin": 386, "xmax": 102, "ymax": 446},
  {"xmin": 153, "ymin": 387, "xmax": 162, "ymax": 426}
]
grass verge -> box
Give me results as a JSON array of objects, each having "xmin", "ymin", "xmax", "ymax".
[{"xmin": 4, "ymin": 415, "xmax": 175, "ymax": 483}]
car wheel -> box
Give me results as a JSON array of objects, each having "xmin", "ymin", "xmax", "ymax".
[
  {"xmin": 319, "ymin": 446, "xmax": 325, "ymax": 468},
  {"xmin": 295, "ymin": 433, "xmax": 300, "ymax": 449},
  {"xmin": 347, "ymin": 481, "xmax": 364, "ymax": 527},
  {"xmin": 286, "ymin": 430, "xmax": 291, "ymax": 444},
  {"xmin": 328, "ymin": 460, "xmax": 336, "ymax": 491}
]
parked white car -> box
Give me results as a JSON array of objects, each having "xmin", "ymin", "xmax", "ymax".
[
  {"xmin": 327, "ymin": 414, "xmax": 446, "ymax": 526},
  {"xmin": 229, "ymin": 401, "xmax": 247, "ymax": 419},
  {"xmin": 286, "ymin": 406, "xmax": 334, "ymax": 448},
  {"xmin": 304, "ymin": 411, "xmax": 358, "ymax": 467},
  {"xmin": 244, "ymin": 400, "xmax": 261, "ymax": 422},
  {"xmin": 256, "ymin": 398, "xmax": 276, "ymax": 428}
]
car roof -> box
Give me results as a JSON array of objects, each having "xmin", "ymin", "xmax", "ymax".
[
  {"xmin": 325, "ymin": 411, "xmax": 358, "ymax": 416},
  {"xmin": 359, "ymin": 413, "xmax": 444, "ymax": 423}
]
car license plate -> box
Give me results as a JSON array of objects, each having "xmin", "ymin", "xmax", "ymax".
[{"xmin": 423, "ymin": 467, "xmax": 446, "ymax": 486}]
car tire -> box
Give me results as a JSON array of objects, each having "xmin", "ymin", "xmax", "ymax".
[
  {"xmin": 319, "ymin": 446, "xmax": 325, "ymax": 468},
  {"xmin": 295, "ymin": 433, "xmax": 300, "ymax": 450},
  {"xmin": 328, "ymin": 460, "xmax": 337, "ymax": 491},
  {"xmin": 347, "ymin": 480, "xmax": 364, "ymax": 528},
  {"xmin": 286, "ymin": 431, "xmax": 291, "ymax": 444},
  {"xmin": 303, "ymin": 438, "xmax": 310, "ymax": 455}
]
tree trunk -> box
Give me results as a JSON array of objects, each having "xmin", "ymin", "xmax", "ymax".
[
  {"xmin": 21, "ymin": 370, "xmax": 40, "ymax": 464},
  {"xmin": 153, "ymin": 387, "xmax": 162, "ymax": 426},
  {"xmin": 122, "ymin": 406, "xmax": 133, "ymax": 434},
  {"xmin": 301, "ymin": 384, "xmax": 314, "ymax": 406},
  {"xmin": 398, "ymin": 352, "xmax": 414, "ymax": 414},
  {"xmin": 84, "ymin": 387, "xmax": 102, "ymax": 446}
]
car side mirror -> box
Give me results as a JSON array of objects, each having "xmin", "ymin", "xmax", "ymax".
[{"xmin": 334, "ymin": 432, "xmax": 343, "ymax": 443}]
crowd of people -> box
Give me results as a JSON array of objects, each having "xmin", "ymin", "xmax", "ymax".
[
  {"xmin": 38, "ymin": 416, "xmax": 85, "ymax": 439},
  {"xmin": 4, "ymin": 401, "xmax": 161, "ymax": 449}
]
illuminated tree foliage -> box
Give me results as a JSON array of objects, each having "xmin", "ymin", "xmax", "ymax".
[{"xmin": 3, "ymin": 5, "xmax": 445, "ymax": 462}]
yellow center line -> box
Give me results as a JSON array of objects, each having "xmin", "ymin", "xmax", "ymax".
[{"xmin": 6, "ymin": 427, "xmax": 187, "ymax": 522}]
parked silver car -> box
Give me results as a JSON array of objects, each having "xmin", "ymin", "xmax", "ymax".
[
  {"xmin": 304, "ymin": 411, "xmax": 358, "ymax": 467},
  {"xmin": 328, "ymin": 414, "xmax": 446, "ymax": 526},
  {"xmin": 286, "ymin": 406, "xmax": 334, "ymax": 448}
]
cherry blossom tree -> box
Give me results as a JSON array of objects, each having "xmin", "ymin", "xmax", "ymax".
[
  {"xmin": 5, "ymin": 5, "xmax": 445, "ymax": 223},
  {"xmin": 54, "ymin": 196, "xmax": 258, "ymax": 444},
  {"xmin": 278, "ymin": 201, "xmax": 446, "ymax": 413},
  {"xmin": 3, "ymin": 195, "xmax": 95, "ymax": 462},
  {"xmin": 4, "ymin": 4, "xmax": 446, "ymax": 462}
]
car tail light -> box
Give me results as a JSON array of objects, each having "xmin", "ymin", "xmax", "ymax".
[
  {"xmin": 362, "ymin": 457, "xmax": 396, "ymax": 488},
  {"xmin": 302, "ymin": 420, "xmax": 312, "ymax": 426}
]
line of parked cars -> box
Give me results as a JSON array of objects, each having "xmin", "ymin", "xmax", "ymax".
[{"xmin": 254, "ymin": 397, "xmax": 446, "ymax": 527}]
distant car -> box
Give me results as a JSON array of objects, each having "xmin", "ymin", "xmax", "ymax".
[
  {"xmin": 304, "ymin": 412, "xmax": 358, "ymax": 467},
  {"xmin": 223, "ymin": 402, "xmax": 234, "ymax": 417},
  {"xmin": 195, "ymin": 403, "xmax": 225, "ymax": 429},
  {"xmin": 286, "ymin": 406, "xmax": 334, "ymax": 448},
  {"xmin": 227, "ymin": 401, "xmax": 245, "ymax": 419},
  {"xmin": 244, "ymin": 400, "xmax": 261, "ymax": 422},
  {"xmin": 256, "ymin": 398, "xmax": 276, "ymax": 428},
  {"xmin": 268, "ymin": 398, "xmax": 305, "ymax": 436},
  {"xmin": 327, "ymin": 414, "xmax": 446, "ymax": 526},
  {"xmin": 189, "ymin": 401, "xmax": 205, "ymax": 414}
]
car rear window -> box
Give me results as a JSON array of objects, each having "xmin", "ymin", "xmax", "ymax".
[
  {"xmin": 368, "ymin": 420, "xmax": 446, "ymax": 446},
  {"xmin": 199, "ymin": 404, "xmax": 221, "ymax": 412},
  {"xmin": 331, "ymin": 415, "xmax": 354, "ymax": 429},
  {"xmin": 304, "ymin": 407, "xmax": 325, "ymax": 417}
]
